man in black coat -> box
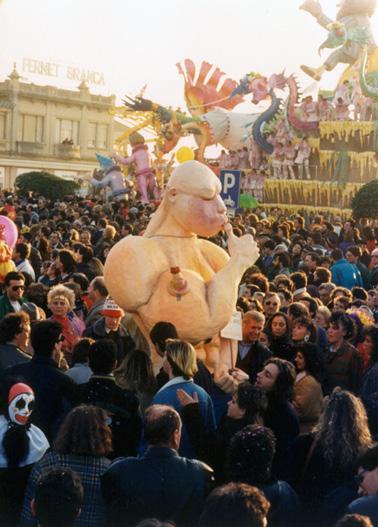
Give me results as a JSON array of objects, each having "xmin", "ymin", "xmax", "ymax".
[
  {"xmin": 77, "ymin": 339, "xmax": 142, "ymax": 459},
  {"xmin": 101, "ymin": 405, "xmax": 214, "ymax": 527},
  {"xmin": 4, "ymin": 320, "xmax": 76, "ymax": 442},
  {"xmin": 236, "ymin": 310, "xmax": 272, "ymax": 384}
]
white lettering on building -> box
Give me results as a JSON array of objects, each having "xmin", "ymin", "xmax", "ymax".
[{"xmin": 22, "ymin": 58, "xmax": 106, "ymax": 86}]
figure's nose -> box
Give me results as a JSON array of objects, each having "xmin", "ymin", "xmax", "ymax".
[{"xmin": 217, "ymin": 196, "xmax": 227, "ymax": 213}]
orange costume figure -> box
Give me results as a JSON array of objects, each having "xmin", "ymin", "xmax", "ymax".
[{"xmin": 0, "ymin": 225, "xmax": 16, "ymax": 282}]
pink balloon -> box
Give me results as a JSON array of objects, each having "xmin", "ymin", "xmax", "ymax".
[{"xmin": 0, "ymin": 216, "xmax": 18, "ymax": 249}]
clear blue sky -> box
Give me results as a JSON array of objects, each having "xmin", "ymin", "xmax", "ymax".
[{"xmin": 1, "ymin": 0, "xmax": 376, "ymax": 111}]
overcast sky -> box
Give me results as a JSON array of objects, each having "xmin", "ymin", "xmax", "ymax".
[{"xmin": 2, "ymin": 0, "xmax": 377, "ymax": 111}]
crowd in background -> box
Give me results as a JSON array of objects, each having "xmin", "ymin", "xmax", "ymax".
[{"xmin": 0, "ymin": 190, "xmax": 378, "ymax": 526}]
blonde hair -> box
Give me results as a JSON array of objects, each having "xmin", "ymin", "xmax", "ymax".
[
  {"xmin": 317, "ymin": 306, "xmax": 331, "ymax": 322},
  {"xmin": 47, "ymin": 284, "xmax": 75, "ymax": 311},
  {"xmin": 165, "ymin": 339, "xmax": 198, "ymax": 379}
]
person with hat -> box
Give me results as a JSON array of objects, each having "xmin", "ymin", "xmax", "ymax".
[
  {"xmin": 83, "ymin": 297, "xmax": 136, "ymax": 366},
  {"xmin": 0, "ymin": 381, "xmax": 49, "ymax": 527}
]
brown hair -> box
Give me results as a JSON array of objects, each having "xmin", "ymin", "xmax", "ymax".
[{"xmin": 54, "ymin": 405, "xmax": 112, "ymax": 457}]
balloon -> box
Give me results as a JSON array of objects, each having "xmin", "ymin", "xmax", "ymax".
[
  {"xmin": 176, "ymin": 147, "xmax": 195, "ymax": 164},
  {"xmin": 0, "ymin": 216, "xmax": 18, "ymax": 249}
]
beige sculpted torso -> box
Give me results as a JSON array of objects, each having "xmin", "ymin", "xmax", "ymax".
[{"xmin": 104, "ymin": 235, "xmax": 230, "ymax": 342}]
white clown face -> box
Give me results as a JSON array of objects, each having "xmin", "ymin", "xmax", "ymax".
[{"xmin": 8, "ymin": 385, "xmax": 35, "ymax": 425}]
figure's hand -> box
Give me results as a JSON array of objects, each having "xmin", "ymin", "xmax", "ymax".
[
  {"xmin": 176, "ymin": 389, "xmax": 199, "ymax": 407},
  {"xmin": 224, "ymin": 223, "xmax": 259, "ymax": 264},
  {"xmin": 109, "ymin": 151, "xmax": 118, "ymax": 160},
  {"xmin": 228, "ymin": 367, "xmax": 250, "ymax": 383},
  {"xmin": 300, "ymin": 0, "xmax": 322, "ymax": 17},
  {"xmin": 214, "ymin": 370, "xmax": 237, "ymax": 394}
]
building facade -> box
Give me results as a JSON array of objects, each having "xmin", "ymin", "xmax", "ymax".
[{"xmin": 0, "ymin": 65, "xmax": 123, "ymax": 189}]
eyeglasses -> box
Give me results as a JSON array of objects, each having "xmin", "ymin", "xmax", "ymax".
[
  {"xmin": 265, "ymin": 301, "xmax": 278, "ymax": 306},
  {"xmin": 11, "ymin": 285, "xmax": 25, "ymax": 291}
]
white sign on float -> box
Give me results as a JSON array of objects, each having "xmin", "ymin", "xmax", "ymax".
[{"xmin": 220, "ymin": 310, "xmax": 243, "ymax": 341}]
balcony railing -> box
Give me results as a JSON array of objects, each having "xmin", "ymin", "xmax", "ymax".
[
  {"xmin": 54, "ymin": 143, "xmax": 81, "ymax": 159},
  {"xmin": 16, "ymin": 141, "xmax": 45, "ymax": 155}
]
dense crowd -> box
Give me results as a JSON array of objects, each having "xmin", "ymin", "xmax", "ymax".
[{"xmin": 0, "ymin": 191, "xmax": 378, "ymax": 527}]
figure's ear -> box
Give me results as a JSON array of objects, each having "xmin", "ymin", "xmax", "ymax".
[{"xmin": 167, "ymin": 188, "xmax": 177, "ymax": 203}]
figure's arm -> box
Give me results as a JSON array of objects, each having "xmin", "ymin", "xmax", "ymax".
[
  {"xmin": 300, "ymin": 0, "xmax": 333, "ymax": 30},
  {"xmin": 205, "ymin": 225, "xmax": 259, "ymax": 326},
  {"xmin": 91, "ymin": 174, "xmax": 109, "ymax": 188},
  {"xmin": 112, "ymin": 152, "xmax": 134, "ymax": 166}
]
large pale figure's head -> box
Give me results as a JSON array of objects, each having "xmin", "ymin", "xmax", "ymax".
[{"xmin": 145, "ymin": 160, "xmax": 227, "ymax": 238}]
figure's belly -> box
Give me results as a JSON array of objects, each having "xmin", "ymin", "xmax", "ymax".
[{"xmin": 138, "ymin": 269, "xmax": 218, "ymax": 342}]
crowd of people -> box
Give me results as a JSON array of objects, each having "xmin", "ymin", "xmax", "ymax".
[{"xmin": 0, "ymin": 190, "xmax": 378, "ymax": 526}]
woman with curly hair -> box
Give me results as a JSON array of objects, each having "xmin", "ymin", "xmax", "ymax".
[
  {"xmin": 20, "ymin": 405, "xmax": 112, "ymax": 527},
  {"xmin": 360, "ymin": 325, "xmax": 378, "ymax": 435},
  {"xmin": 291, "ymin": 389, "xmax": 372, "ymax": 526},
  {"xmin": 47, "ymin": 284, "xmax": 85, "ymax": 364}
]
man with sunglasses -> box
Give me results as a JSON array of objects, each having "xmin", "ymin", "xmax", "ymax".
[{"xmin": 0, "ymin": 272, "xmax": 26, "ymax": 319}]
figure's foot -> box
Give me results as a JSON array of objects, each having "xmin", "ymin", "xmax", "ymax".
[{"xmin": 300, "ymin": 64, "xmax": 323, "ymax": 81}]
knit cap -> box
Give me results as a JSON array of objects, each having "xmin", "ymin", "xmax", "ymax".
[{"xmin": 102, "ymin": 297, "xmax": 124, "ymax": 317}]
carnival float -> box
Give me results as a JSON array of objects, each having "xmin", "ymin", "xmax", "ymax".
[
  {"xmin": 105, "ymin": 0, "xmax": 378, "ymax": 214},
  {"xmin": 103, "ymin": 0, "xmax": 378, "ymax": 379}
]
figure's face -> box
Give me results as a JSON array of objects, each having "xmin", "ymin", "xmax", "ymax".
[
  {"xmin": 8, "ymin": 391, "xmax": 34, "ymax": 425},
  {"xmin": 170, "ymin": 190, "xmax": 227, "ymax": 237}
]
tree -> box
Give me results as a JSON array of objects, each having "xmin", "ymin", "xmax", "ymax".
[
  {"xmin": 352, "ymin": 179, "xmax": 378, "ymax": 220},
  {"xmin": 15, "ymin": 171, "xmax": 80, "ymax": 200}
]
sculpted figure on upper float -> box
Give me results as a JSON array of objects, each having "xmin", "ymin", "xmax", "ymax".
[
  {"xmin": 300, "ymin": 0, "xmax": 376, "ymax": 81},
  {"xmin": 104, "ymin": 161, "xmax": 259, "ymax": 370}
]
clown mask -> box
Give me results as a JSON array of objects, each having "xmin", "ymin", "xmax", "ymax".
[{"xmin": 8, "ymin": 383, "xmax": 35, "ymax": 426}]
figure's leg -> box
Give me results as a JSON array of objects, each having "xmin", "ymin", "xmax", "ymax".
[
  {"xmin": 288, "ymin": 163, "xmax": 295, "ymax": 179},
  {"xmin": 137, "ymin": 174, "xmax": 149, "ymax": 203},
  {"xmin": 304, "ymin": 159, "xmax": 311, "ymax": 180},
  {"xmin": 282, "ymin": 162, "xmax": 287, "ymax": 180},
  {"xmin": 297, "ymin": 163, "xmax": 303, "ymax": 179}
]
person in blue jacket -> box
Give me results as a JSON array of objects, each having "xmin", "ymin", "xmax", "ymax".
[
  {"xmin": 331, "ymin": 249, "xmax": 363, "ymax": 289},
  {"xmin": 151, "ymin": 338, "xmax": 216, "ymax": 458}
]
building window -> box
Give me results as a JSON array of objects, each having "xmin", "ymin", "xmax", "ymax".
[
  {"xmin": 0, "ymin": 113, "xmax": 6, "ymax": 140},
  {"xmin": 87, "ymin": 122, "xmax": 108, "ymax": 149},
  {"xmin": 17, "ymin": 114, "xmax": 44, "ymax": 143},
  {"xmin": 88, "ymin": 123, "xmax": 96, "ymax": 148},
  {"xmin": 55, "ymin": 119, "xmax": 79, "ymax": 145}
]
